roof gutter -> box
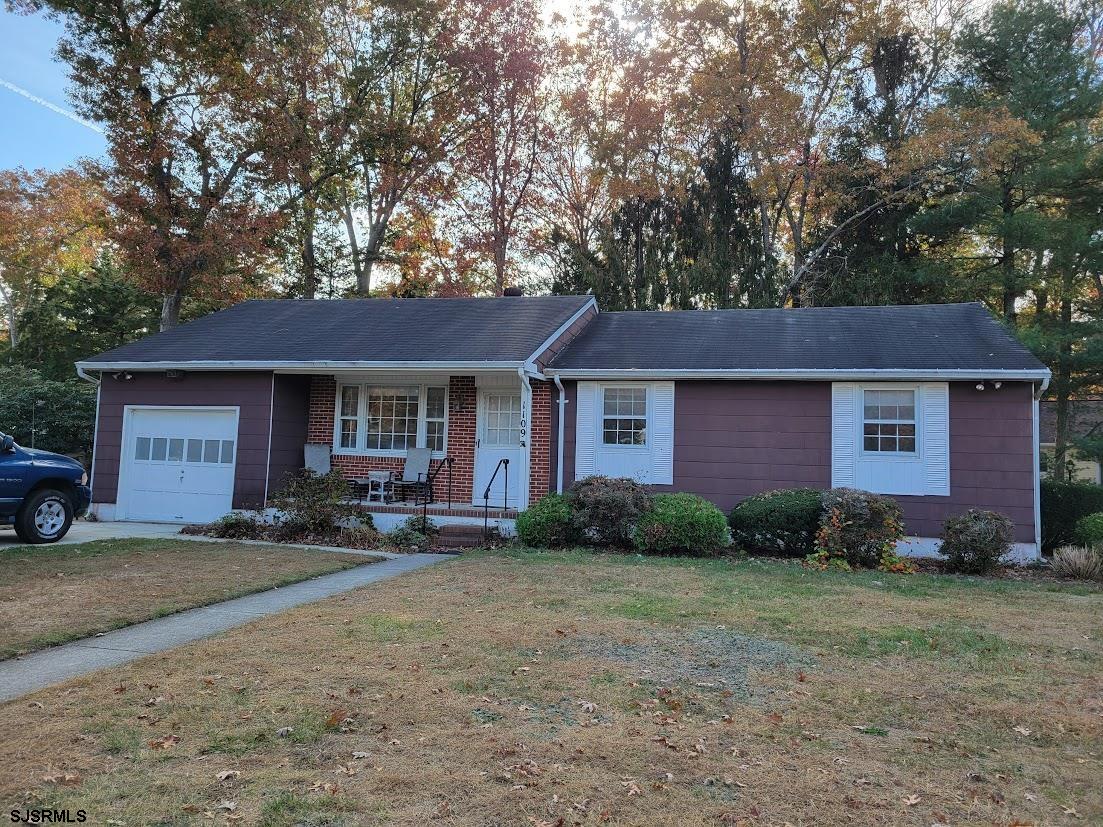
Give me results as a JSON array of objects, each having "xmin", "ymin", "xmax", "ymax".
[
  {"xmin": 76, "ymin": 365, "xmax": 100, "ymax": 385},
  {"xmin": 545, "ymin": 367, "xmax": 1053, "ymax": 382}
]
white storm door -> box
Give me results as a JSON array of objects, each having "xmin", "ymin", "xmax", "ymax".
[
  {"xmin": 473, "ymin": 391, "xmax": 523, "ymax": 508},
  {"xmin": 120, "ymin": 407, "xmax": 238, "ymax": 522}
]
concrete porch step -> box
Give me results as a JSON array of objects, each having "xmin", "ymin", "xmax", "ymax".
[{"xmin": 433, "ymin": 524, "xmax": 492, "ymax": 549}]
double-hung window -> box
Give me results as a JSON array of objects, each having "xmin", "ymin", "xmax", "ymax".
[
  {"xmin": 602, "ymin": 386, "xmax": 647, "ymax": 446},
  {"xmin": 862, "ymin": 388, "xmax": 917, "ymax": 454},
  {"xmin": 335, "ymin": 383, "xmax": 448, "ymax": 455}
]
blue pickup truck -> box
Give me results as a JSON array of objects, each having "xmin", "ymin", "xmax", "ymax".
[{"xmin": 0, "ymin": 431, "xmax": 91, "ymax": 544}]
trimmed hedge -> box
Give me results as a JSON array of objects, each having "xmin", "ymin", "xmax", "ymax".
[
  {"xmin": 1041, "ymin": 480, "xmax": 1103, "ymax": 552},
  {"xmin": 728, "ymin": 489, "xmax": 824, "ymax": 557},
  {"xmin": 516, "ymin": 494, "xmax": 575, "ymax": 547},
  {"xmin": 939, "ymin": 509, "xmax": 1014, "ymax": 574},
  {"xmin": 813, "ymin": 488, "xmax": 904, "ymax": 569},
  {"xmin": 1074, "ymin": 512, "xmax": 1103, "ymax": 547},
  {"xmin": 633, "ymin": 493, "xmax": 731, "ymax": 556},
  {"xmin": 566, "ymin": 476, "xmax": 653, "ymax": 547}
]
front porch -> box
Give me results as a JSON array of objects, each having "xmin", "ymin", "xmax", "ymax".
[
  {"xmin": 299, "ymin": 371, "xmax": 552, "ymax": 523},
  {"xmin": 351, "ymin": 499, "xmax": 519, "ymax": 535}
]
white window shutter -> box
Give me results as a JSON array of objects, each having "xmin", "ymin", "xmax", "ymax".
[
  {"xmin": 650, "ymin": 382, "xmax": 675, "ymax": 485},
  {"xmin": 920, "ymin": 382, "xmax": 950, "ymax": 495},
  {"xmin": 831, "ymin": 383, "xmax": 858, "ymax": 488},
  {"xmin": 574, "ymin": 382, "xmax": 597, "ymax": 480}
]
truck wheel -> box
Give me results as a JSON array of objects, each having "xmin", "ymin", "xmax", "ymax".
[{"xmin": 15, "ymin": 489, "xmax": 73, "ymax": 544}]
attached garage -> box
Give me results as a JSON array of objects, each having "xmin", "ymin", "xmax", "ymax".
[{"xmin": 116, "ymin": 407, "xmax": 239, "ymax": 523}]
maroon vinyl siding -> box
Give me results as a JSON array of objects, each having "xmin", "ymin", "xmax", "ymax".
[
  {"xmin": 556, "ymin": 379, "xmax": 1037, "ymax": 543},
  {"xmin": 267, "ymin": 374, "xmax": 311, "ymax": 496},
  {"xmin": 93, "ymin": 371, "xmax": 274, "ymax": 510}
]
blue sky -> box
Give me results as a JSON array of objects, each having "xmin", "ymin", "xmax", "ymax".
[{"xmin": 0, "ymin": 7, "xmax": 106, "ymax": 171}]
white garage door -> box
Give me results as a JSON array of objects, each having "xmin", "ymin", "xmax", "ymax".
[{"xmin": 119, "ymin": 407, "xmax": 239, "ymax": 522}]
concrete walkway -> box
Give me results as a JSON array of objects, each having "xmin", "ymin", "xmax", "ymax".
[{"xmin": 0, "ymin": 553, "xmax": 445, "ymax": 703}]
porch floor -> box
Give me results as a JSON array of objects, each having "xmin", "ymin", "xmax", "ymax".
[{"xmin": 348, "ymin": 500, "xmax": 518, "ymax": 519}]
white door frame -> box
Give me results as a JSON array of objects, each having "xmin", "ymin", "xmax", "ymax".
[
  {"xmin": 473, "ymin": 389, "xmax": 524, "ymax": 509},
  {"xmin": 116, "ymin": 405, "xmax": 241, "ymax": 521}
]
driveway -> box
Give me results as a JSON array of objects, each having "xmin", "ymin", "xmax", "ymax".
[{"xmin": 0, "ymin": 518, "xmax": 185, "ymax": 547}]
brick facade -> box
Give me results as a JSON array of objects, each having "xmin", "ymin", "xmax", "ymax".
[
  {"xmin": 307, "ymin": 375, "xmax": 477, "ymax": 504},
  {"xmin": 307, "ymin": 374, "xmax": 555, "ymax": 509},
  {"xmin": 528, "ymin": 380, "xmax": 552, "ymax": 504}
]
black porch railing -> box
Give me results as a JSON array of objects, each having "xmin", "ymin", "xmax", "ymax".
[{"xmin": 481, "ymin": 458, "xmax": 509, "ymax": 541}]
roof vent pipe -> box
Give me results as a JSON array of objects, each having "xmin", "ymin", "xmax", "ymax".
[{"xmin": 503, "ymin": 286, "xmax": 524, "ymax": 297}]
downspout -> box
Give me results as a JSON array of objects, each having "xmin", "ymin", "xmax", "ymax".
[
  {"xmin": 76, "ymin": 366, "xmax": 101, "ymax": 515},
  {"xmin": 1033, "ymin": 374, "xmax": 1051, "ymax": 557},
  {"xmin": 553, "ymin": 374, "xmax": 566, "ymax": 494}
]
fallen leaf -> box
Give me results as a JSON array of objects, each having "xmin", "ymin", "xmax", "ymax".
[
  {"xmin": 325, "ymin": 708, "xmax": 347, "ymax": 729},
  {"xmin": 1012, "ymin": 725, "xmax": 1032, "ymax": 736},
  {"xmin": 148, "ymin": 734, "xmax": 179, "ymax": 750},
  {"xmin": 215, "ymin": 800, "xmax": 237, "ymax": 812},
  {"xmin": 216, "ymin": 770, "xmax": 240, "ymax": 782},
  {"xmin": 903, "ymin": 794, "xmax": 921, "ymax": 806}
]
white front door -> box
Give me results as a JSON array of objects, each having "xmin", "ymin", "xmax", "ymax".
[
  {"xmin": 118, "ymin": 407, "xmax": 238, "ymax": 522},
  {"xmin": 473, "ymin": 391, "xmax": 523, "ymax": 508}
]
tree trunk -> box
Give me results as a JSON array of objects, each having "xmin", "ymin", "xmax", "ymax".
[
  {"xmin": 299, "ymin": 194, "xmax": 318, "ymax": 300},
  {"xmin": 160, "ymin": 288, "xmax": 184, "ymax": 331},
  {"xmin": 0, "ymin": 276, "xmax": 17, "ymax": 348},
  {"xmin": 340, "ymin": 197, "xmax": 364, "ymax": 295},
  {"xmin": 1001, "ymin": 186, "xmax": 1018, "ymax": 323},
  {"xmin": 1051, "ymin": 285, "xmax": 1074, "ymax": 481}
]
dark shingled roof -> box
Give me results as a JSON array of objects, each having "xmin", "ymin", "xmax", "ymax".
[
  {"xmin": 548, "ymin": 303, "xmax": 1047, "ymax": 374},
  {"xmin": 81, "ymin": 296, "xmax": 594, "ymax": 365}
]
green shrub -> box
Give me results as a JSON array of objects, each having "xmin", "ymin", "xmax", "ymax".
[
  {"xmin": 728, "ymin": 489, "xmax": 824, "ymax": 557},
  {"xmin": 269, "ymin": 469, "xmax": 367, "ymax": 535},
  {"xmin": 516, "ymin": 493, "xmax": 575, "ymax": 547},
  {"xmin": 1074, "ymin": 512, "xmax": 1103, "ymax": 547},
  {"xmin": 0, "ymin": 366, "xmax": 96, "ymax": 464},
  {"xmin": 207, "ymin": 512, "xmax": 265, "ymax": 539},
  {"xmin": 633, "ymin": 493, "xmax": 732, "ymax": 556},
  {"xmin": 939, "ymin": 509, "xmax": 1015, "ymax": 574},
  {"xmin": 384, "ymin": 526, "xmax": 430, "ymax": 552},
  {"xmin": 811, "ymin": 488, "xmax": 904, "ymax": 569},
  {"xmin": 402, "ymin": 514, "xmax": 439, "ymax": 537},
  {"xmin": 1051, "ymin": 545, "xmax": 1103, "ymax": 580},
  {"xmin": 566, "ymin": 476, "xmax": 653, "ymax": 547},
  {"xmin": 1040, "ymin": 479, "xmax": 1103, "ymax": 552}
]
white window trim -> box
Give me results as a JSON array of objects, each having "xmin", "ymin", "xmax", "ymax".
[
  {"xmin": 859, "ymin": 384, "xmax": 921, "ymax": 461},
  {"xmin": 332, "ymin": 382, "xmax": 449, "ymax": 458},
  {"xmin": 599, "ymin": 384, "xmax": 650, "ymax": 451}
]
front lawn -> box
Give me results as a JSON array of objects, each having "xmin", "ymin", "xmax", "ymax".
[
  {"xmin": 0, "ymin": 549, "xmax": 1099, "ymax": 825},
  {"xmin": 0, "ymin": 538, "xmax": 374, "ymax": 659}
]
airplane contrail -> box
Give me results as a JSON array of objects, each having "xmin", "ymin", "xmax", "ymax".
[{"xmin": 0, "ymin": 76, "xmax": 104, "ymax": 134}]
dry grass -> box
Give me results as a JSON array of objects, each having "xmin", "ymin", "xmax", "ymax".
[
  {"xmin": 0, "ymin": 538, "xmax": 373, "ymax": 659},
  {"xmin": 1, "ymin": 549, "xmax": 1100, "ymax": 826}
]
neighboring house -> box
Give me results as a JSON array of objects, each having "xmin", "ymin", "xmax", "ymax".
[
  {"xmin": 1040, "ymin": 399, "xmax": 1103, "ymax": 485},
  {"xmin": 76, "ymin": 297, "xmax": 1050, "ymax": 560}
]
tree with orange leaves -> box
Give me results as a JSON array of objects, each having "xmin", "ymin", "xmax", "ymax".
[{"xmin": 0, "ymin": 166, "xmax": 106, "ymax": 348}]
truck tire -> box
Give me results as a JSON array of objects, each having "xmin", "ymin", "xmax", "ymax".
[{"xmin": 15, "ymin": 488, "xmax": 74, "ymax": 544}]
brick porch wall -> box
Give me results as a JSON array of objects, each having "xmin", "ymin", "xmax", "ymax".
[
  {"xmin": 529, "ymin": 380, "xmax": 552, "ymax": 504},
  {"xmin": 306, "ymin": 375, "xmax": 477, "ymax": 504}
]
